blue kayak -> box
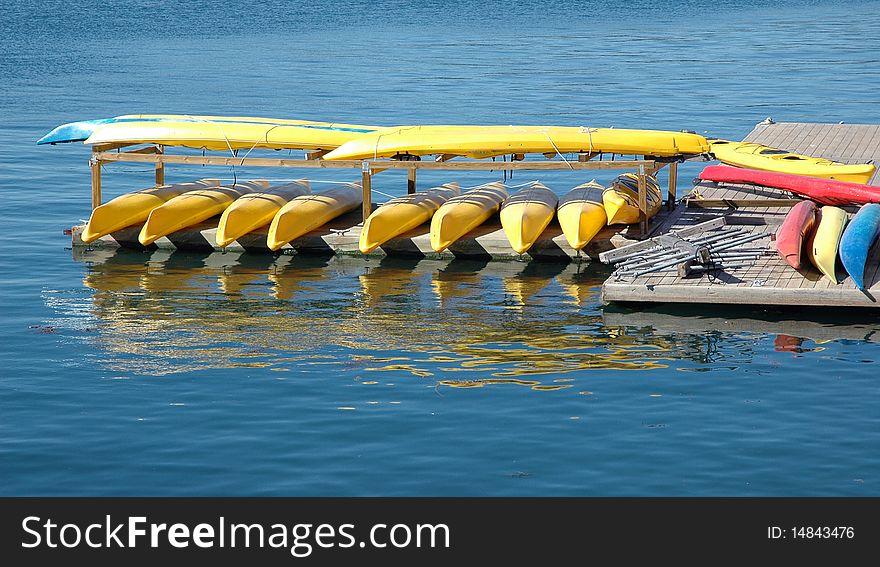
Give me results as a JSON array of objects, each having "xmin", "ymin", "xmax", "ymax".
[
  {"xmin": 36, "ymin": 118, "xmax": 116, "ymax": 145},
  {"xmin": 839, "ymin": 203, "xmax": 880, "ymax": 290}
]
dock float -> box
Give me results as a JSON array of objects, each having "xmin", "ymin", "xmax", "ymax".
[{"xmin": 602, "ymin": 122, "xmax": 880, "ymax": 308}]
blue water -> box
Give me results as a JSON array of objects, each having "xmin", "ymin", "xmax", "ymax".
[{"xmin": 2, "ymin": 0, "xmax": 880, "ymax": 495}]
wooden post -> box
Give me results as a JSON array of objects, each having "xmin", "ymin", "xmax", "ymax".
[
  {"xmin": 407, "ymin": 166, "xmax": 416, "ymax": 194},
  {"xmin": 667, "ymin": 161, "xmax": 678, "ymax": 211},
  {"xmin": 90, "ymin": 153, "xmax": 102, "ymax": 210},
  {"xmin": 407, "ymin": 167, "xmax": 416, "ymax": 194},
  {"xmin": 361, "ymin": 161, "xmax": 372, "ymax": 222},
  {"xmin": 637, "ymin": 164, "xmax": 648, "ymax": 237},
  {"xmin": 155, "ymin": 145, "xmax": 165, "ymax": 187}
]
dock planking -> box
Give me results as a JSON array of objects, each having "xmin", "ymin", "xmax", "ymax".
[{"xmin": 602, "ymin": 122, "xmax": 880, "ymax": 308}]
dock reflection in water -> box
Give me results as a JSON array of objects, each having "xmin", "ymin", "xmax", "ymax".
[{"xmin": 63, "ymin": 248, "xmax": 880, "ymax": 384}]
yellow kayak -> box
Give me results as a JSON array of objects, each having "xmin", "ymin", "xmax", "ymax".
[
  {"xmin": 138, "ymin": 180, "xmax": 268, "ymax": 245},
  {"xmin": 82, "ymin": 179, "xmax": 219, "ymax": 243},
  {"xmin": 499, "ymin": 182, "xmax": 558, "ymax": 254},
  {"xmin": 602, "ymin": 173, "xmax": 662, "ymax": 225},
  {"xmin": 807, "ymin": 205, "xmax": 848, "ymax": 282},
  {"xmin": 323, "ymin": 125, "xmax": 710, "ymax": 160},
  {"xmin": 709, "ymin": 139, "xmax": 875, "ymax": 183},
  {"xmin": 359, "ymin": 183, "xmax": 461, "ymax": 253},
  {"xmin": 430, "ymin": 182, "xmax": 509, "ymax": 252},
  {"xmin": 266, "ymin": 183, "xmax": 363, "ymax": 251},
  {"xmin": 215, "ymin": 180, "xmax": 311, "ymax": 247},
  {"xmin": 116, "ymin": 114, "xmax": 379, "ymax": 130},
  {"xmin": 86, "ymin": 118, "xmax": 377, "ymax": 152},
  {"xmin": 556, "ymin": 181, "xmax": 607, "ymax": 250}
]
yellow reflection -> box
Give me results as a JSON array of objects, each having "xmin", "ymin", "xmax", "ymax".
[{"xmin": 71, "ymin": 249, "xmax": 679, "ymax": 381}]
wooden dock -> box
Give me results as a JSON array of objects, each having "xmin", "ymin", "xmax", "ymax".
[{"xmin": 602, "ymin": 122, "xmax": 880, "ymax": 308}]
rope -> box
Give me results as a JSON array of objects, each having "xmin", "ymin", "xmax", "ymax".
[{"xmin": 539, "ymin": 129, "xmax": 573, "ymax": 170}]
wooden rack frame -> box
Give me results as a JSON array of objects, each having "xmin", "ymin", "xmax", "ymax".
[{"xmin": 89, "ymin": 145, "xmax": 680, "ymax": 236}]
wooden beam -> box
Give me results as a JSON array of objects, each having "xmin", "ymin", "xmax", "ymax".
[
  {"xmin": 646, "ymin": 162, "xmax": 669, "ymax": 177},
  {"xmin": 91, "ymin": 142, "xmax": 137, "ymax": 152},
  {"xmin": 306, "ymin": 149, "xmax": 330, "ymax": 160},
  {"xmin": 667, "ymin": 161, "xmax": 677, "ymax": 211},
  {"xmin": 361, "ymin": 162, "xmax": 372, "ymax": 223},
  {"xmin": 363, "ymin": 160, "xmax": 655, "ymax": 171},
  {"xmin": 155, "ymin": 145, "xmax": 165, "ymax": 187},
  {"xmin": 637, "ymin": 165, "xmax": 648, "ymax": 236},
  {"xmin": 90, "ymin": 155, "xmax": 102, "ymax": 210},
  {"xmin": 93, "ymin": 153, "xmax": 364, "ymax": 169},
  {"xmin": 685, "ymin": 198, "xmax": 801, "ymax": 209},
  {"xmin": 123, "ymin": 146, "xmax": 163, "ymax": 155},
  {"xmin": 92, "ymin": 152, "xmax": 655, "ymax": 171},
  {"xmin": 407, "ymin": 168, "xmax": 417, "ymax": 194}
]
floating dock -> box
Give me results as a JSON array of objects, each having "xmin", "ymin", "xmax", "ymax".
[
  {"xmin": 602, "ymin": 122, "xmax": 880, "ymax": 308},
  {"xmin": 71, "ymin": 121, "xmax": 880, "ymax": 309}
]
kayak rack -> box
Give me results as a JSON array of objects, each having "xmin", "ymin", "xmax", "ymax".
[{"xmin": 88, "ymin": 143, "xmax": 682, "ymax": 237}]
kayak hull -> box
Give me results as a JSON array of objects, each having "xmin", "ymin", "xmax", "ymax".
[
  {"xmin": 81, "ymin": 179, "xmax": 219, "ymax": 243},
  {"xmin": 215, "ymin": 180, "xmax": 311, "ymax": 247},
  {"xmin": 86, "ymin": 121, "xmax": 374, "ymax": 152},
  {"xmin": 839, "ymin": 203, "xmax": 880, "ymax": 290},
  {"xmin": 324, "ymin": 125, "xmax": 710, "ymax": 160},
  {"xmin": 138, "ymin": 181, "xmax": 267, "ymax": 246},
  {"xmin": 360, "ymin": 183, "xmax": 461, "ymax": 253},
  {"xmin": 602, "ymin": 173, "xmax": 662, "ymax": 225},
  {"xmin": 430, "ymin": 182, "xmax": 508, "ymax": 252},
  {"xmin": 40, "ymin": 115, "xmax": 379, "ymax": 145},
  {"xmin": 699, "ymin": 165, "xmax": 880, "ymax": 206},
  {"xmin": 775, "ymin": 200, "xmax": 817, "ymax": 269},
  {"xmin": 709, "ymin": 139, "xmax": 875, "ymax": 184},
  {"xmin": 557, "ymin": 181, "xmax": 607, "ymax": 250},
  {"xmin": 806, "ymin": 206, "xmax": 848, "ymax": 282},
  {"xmin": 499, "ymin": 183, "xmax": 558, "ymax": 254},
  {"xmin": 266, "ymin": 184, "xmax": 363, "ymax": 251}
]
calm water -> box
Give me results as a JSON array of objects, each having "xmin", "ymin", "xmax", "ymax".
[{"xmin": 1, "ymin": 0, "xmax": 879, "ymax": 495}]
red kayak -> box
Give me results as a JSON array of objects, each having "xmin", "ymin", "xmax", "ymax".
[
  {"xmin": 699, "ymin": 164, "xmax": 880, "ymax": 205},
  {"xmin": 775, "ymin": 200, "xmax": 817, "ymax": 269}
]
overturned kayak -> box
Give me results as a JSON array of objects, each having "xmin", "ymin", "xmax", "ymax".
[
  {"xmin": 139, "ymin": 181, "xmax": 268, "ymax": 245},
  {"xmin": 39, "ymin": 114, "xmax": 380, "ymax": 145},
  {"xmin": 699, "ymin": 165, "xmax": 880, "ymax": 205},
  {"xmin": 360, "ymin": 183, "xmax": 460, "ymax": 253},
  {"xmin": 806, "ymin": 206, "xmax": 848, "ymax": 282},
  {"xmin": 709, "ymin": 139, "xmax": 875, "ymax": 184},
  {"xmin": 602, "ymin": 173, "xmax": 662, "ymax": 225},
  {"xmin": 839, "ymin": 203, "xmax": 880, "ymax": 290},
  {"xmin": 775, "ymin": 200, "xmax": 817, "ymax": 270},
  {"xmin": 81, "ymin": 179, "xmax": 220, "ymax": 243},
  {"xmin": 85, "ymin": 118, "xmax": 378, "ymax": 152},
  {"xmin": 323, "ymin": 125, "xmax": 710, "ymax": 160},
  {"xmin": 216, "ymin": 180, "xmax": 311, "ymax": 247},
  {"xmin": 556, "ymin": 181, "xmax": 607, "ymax": 250},
  {"xmin": 266, "ymin": 184, "xmax": 363, "ymax": 251},
  {"xmin": 430, "ymin": 182, "xmax": 509, "ymax": 252},
  {"xmin": 499, "ymin": 182, "xmax": 558, "ymax": 254}
]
